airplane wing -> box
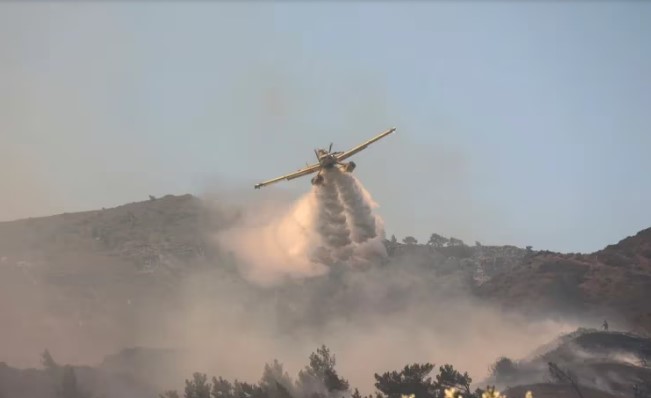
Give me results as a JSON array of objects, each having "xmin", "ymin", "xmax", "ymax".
[
  {"xmin": 335, "ymin": 127, "xmax": 396, "ymax": 162},
  {"xmin": 254, "ymin": 163, "xmax": 321, "ymax": 189}
]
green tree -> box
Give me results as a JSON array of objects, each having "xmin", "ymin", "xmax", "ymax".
[
  {"xmin": 211, "ymin": 377, "xmax": 234, "ymax": 398},
  {"xmin": 427, "ymin": 234, "xmax": 448, "ymax": 248},
  {"xmin": 447, "ymin": 238, "xmax": 465, "ymax": 247},
  {"xmin": 185, "ymin": 373, "xmax": 211, "ymax": 398},
  {"xmin": 435, "ymin": 365, "xmax": 472, "ymax": 396},
  {"xmin": 489, "ymin": 357, "xmax": 518, "ymax": 383},
  {"xmin": 233, "ymin": 380, "xmax": 265, "ymax": 398},
  {"xmin": 374, "ymin": 363, "xmax": 437, "ymax": 398},
  {"xmin": 402, "ymin": 236, "xmax": 418, "ymax": 245},
  {"xmin": 260, "ymin": 360, "xmax": 294, "ymax": 398},
  {"xmin": 297, "ymin": 345, "xmax": 349, "ymax": 398}
]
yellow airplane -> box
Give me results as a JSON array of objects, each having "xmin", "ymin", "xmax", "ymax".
[{"xmin": 254, "ymin": 127, "xmax": 396, "ymax": 189}]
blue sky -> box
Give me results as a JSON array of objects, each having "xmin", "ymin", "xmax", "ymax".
[{"xmin": 1, "ymin": 2, "xmax": 650, "ymax": 253}]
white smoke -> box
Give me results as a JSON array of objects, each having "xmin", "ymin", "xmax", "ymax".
[
  {"xmin": 214, "ymin": 191, "xmax": 328, "ymax": 286},
  {"xmin": 215, "ymin": 167, "xmax": 387, "ymax": 285},
  {"xmin": 313, "ymin": 170, "xmax": 353, "ymax": 264},
  {"xmin": 330, "ymin": 168, "xmax": 387, "ymax": 267},
  {"xmin": 332, "ymin": 169, "xmax": 378, "ymax": 243}
]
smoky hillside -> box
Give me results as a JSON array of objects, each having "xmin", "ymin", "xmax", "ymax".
[
  {"xmin": 1, "ymin": 193, "xmax": 650, "ymax": 395},
  {"xmin": 3, "ymin": 325, "xmax": 651, "ymax": 398}
]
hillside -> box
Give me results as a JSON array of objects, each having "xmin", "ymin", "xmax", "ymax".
[
  {"xmin": 0, "ymin": 194, "xmax": 222, "ymax": 368},
  {"xmin": 491, "ymin": 329, "xmax": 651, "ymax": 397},
  {"xmin": 1, "ymin": 194, "xmax": 651, "ymax": 398},
  {"xmin": 382, "ymin": 227, "xmax": 651, "ymax": 334},
  {"xmin": 0, "ymin": 194, "xmax": 213, "ymax": 274},
  {"xmin": 2, "ymin": 194, "xmax": 651, "ymax": 346},
  {"xmin": 474, "ymin": 228, "xmax": 651, "ymax": 334}
]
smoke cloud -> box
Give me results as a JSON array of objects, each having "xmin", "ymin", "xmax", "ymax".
[
  {"xmin": 144, "ymin": 248, "xmax": 579, "ymax": 395},
  {"xmin": 332, "ymin": 169, "xmax": 377, "ymax": 244},
  {"xmin": 185, "ymin": 174, "xmax": 577, "ymax": 394},
  {"xmin": 213, "ymin": 191, "xmax": 327, "ymax": 287},
  {"xmin": 313, "ymin": 170, "xmax": 353, "ymax": 264},
  {"xmin": 216, "ymin": 167, "xmax": 387, "ymax": 286}
]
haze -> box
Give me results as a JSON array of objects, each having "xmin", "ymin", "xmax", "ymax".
[{"xmin": 1, "ymin": 1, "xmax": 650, "ymax": 253}]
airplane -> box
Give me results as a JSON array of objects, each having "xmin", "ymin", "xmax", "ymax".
[{"xmin": 254, "ymin": 127, "xmax": 396, "ymax": 189}]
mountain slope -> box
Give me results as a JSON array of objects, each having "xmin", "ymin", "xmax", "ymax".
[
  {"xmin": 1, "ymin": 193, "xmax": 650, "ymax": 369},
  {"xmin": 475, "ymin": 228, "xmax": 651, "ymax": 334},
  {"xmin": 0, "ymin": 194, "xmax": 222, "ymax": 368}
]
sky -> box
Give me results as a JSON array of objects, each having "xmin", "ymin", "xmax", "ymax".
[{"xmin": 1, "ymin": 1, "xmax": 650, "ymax": 253}]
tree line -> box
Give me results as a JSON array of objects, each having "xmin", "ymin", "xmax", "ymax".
[
  {"xmin": 390, "ymin": 234, "xmax": 470, "ymax": 248},
  {"xmin": 160, "ymin": 345, "xmax": 517, "ymax": 398}
]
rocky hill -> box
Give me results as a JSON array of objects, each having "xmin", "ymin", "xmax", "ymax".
[
  {"xmin": 0, "ymin": 193, "xmax": 213, "ymax": 275},
  {"xmin": 381, "ymin": 226, "xmax": 651, "ymax": 335},
  {"xmin": 474, "ymin": 228, "xmax": 651, "ymax": 334}
]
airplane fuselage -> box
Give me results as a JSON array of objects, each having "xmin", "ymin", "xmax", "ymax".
[
  {"xmin": 318, "ymin": 154, "xmax": 338, "ymax": 168},
  {"xmin": 311, "ymin": 151, "xmax": 356, "ymax": 186}
]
